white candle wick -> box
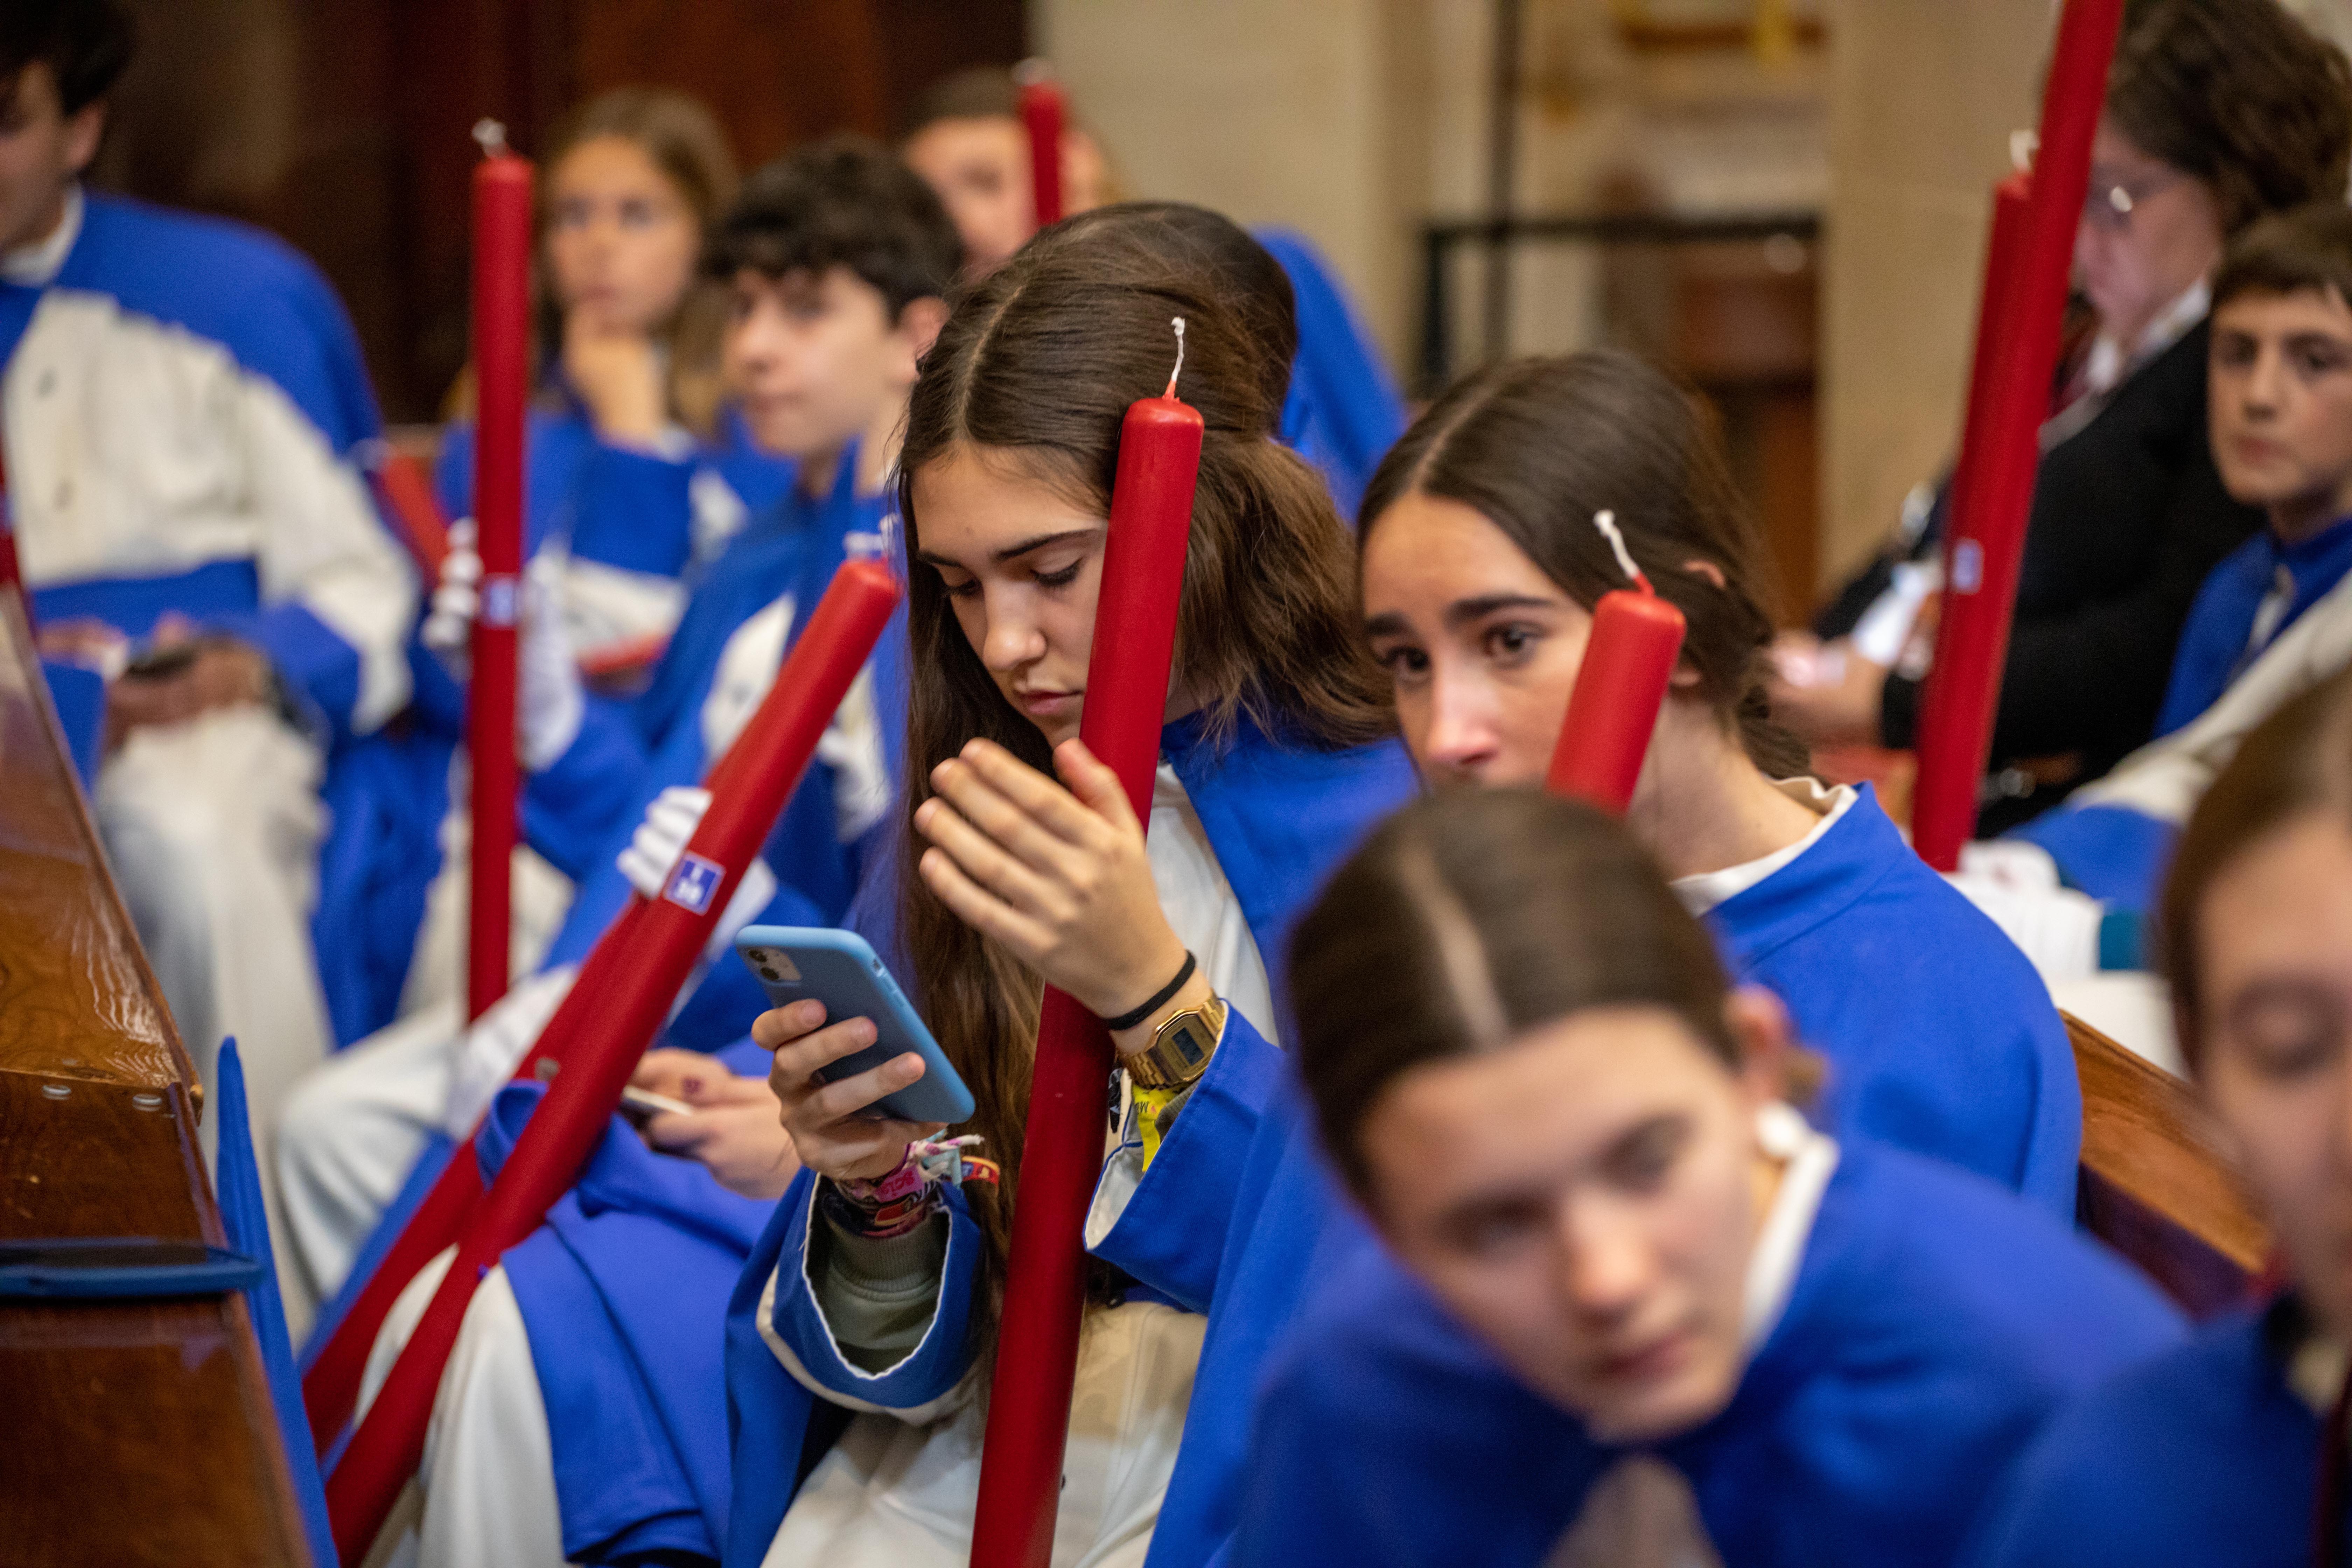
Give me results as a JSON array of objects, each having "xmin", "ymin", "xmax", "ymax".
[
  {"xmin": 473, "ymin": 118, "xmax": 511, "ymax": 160},
  {"xmin": 1592, "ymin": 509, "xmax": 1651, "ymax": 592},
  {"xmin": 1165, "ymin": 317, "xmax": 1188, "ymax": 399}
]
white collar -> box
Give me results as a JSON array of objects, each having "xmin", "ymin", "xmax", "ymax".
[
  {"xmin": 1, "ymin": 183, "xmax": 83, "ymax": 287},
  {"xmin": 1671, "ymin": 778, "xmax": 1856, "ymax": 917},
  {"xmin": 2083, "ymin": 276, "xmax": 2210, "ymax": 398},
  {"xmin": 1742, "ymin": 1102, "xmax": 1840, "ymax": 1350}
]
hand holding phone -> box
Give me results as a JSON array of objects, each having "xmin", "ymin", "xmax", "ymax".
[{"xmin": 740, "ymin": 926, "xmax": 975, "ymax": 1185}]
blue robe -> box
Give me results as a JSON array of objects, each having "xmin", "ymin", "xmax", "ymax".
[
  {"xmin": 1255, "ymin": 229, "xmax": 1408, "ymax": 522},
  {"xmin": 0, "ymin": 191, "xmax": 432, "ymax": 1048},
  {"xmin": 2018, "ymin": 516, "xmax": 2352, "ymax": 919},
  {"xmin": 2155, "ymin": 514, "xmax": 2352, "ymax": 736},
  {"xmin": 1230, "ymin": 1141, "xmax": 2185, "ymax": 1568},
  {"xmin": 722, "ymin": 716, "xmax": 1420, "ymax": 1568},
  {"xmin": 1963, "ymin": 1298, "xmax": 2343, "ymax": 1568},
  {"xmin": 1716, "ymin": 786, "xmax": 2080, "ymax": 1214}
]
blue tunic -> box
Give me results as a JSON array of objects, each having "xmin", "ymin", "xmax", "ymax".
[
  {"xmin": 1231, "ymin": 1141, "xmax": 2185, "ymax": 1568},
  {"xmin": 721, "ymin": 717, "xmax": 1420, "ymax": 1568},
  {"xmin": 3, "ymin": 192, "xmax": 402, "ymax": 737},
  {"xmin": 1255, "ymin": 229, "xmax": 1408, "ymax": 522},
  {"xmin": 2017, "ymin": 516, "xmax": 2352, "ymax": 919},
  {"xmin": 1963, "ymin": 1300, "xmax": 2343, "ymax": 1568},
  {"xmin": 1715, "ymin": 787, "xmax": 2080, "ymax": 1214},
  {"xmin": 731, "ymin": 777, "xmax": 2082, "ymax": 1568},
  {"xmin": 2156, "ymin": 514, "xmax": 2352, "ymax": 736}
]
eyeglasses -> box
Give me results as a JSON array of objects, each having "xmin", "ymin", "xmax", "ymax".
[{"xmin": 2082, "ymin": 170, "xmax": 2185, "ymax": 231}]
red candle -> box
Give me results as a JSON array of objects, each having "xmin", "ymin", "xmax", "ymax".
[
  {"xmin": 1019, "ymin": 70, "xmax": 1066, "ymax": 234},
  {"xmin": 363, "ymin": 442, "xmax": 454, "ymax": 579},
  {"xmin": 325, "ymin": 560, "xmax": 903, "ymax": 1562},
  {"xmin": 467, "ymin": 128, "xmax": 533, "ymax": 1023},
  {"xmin": 970, "ymin": 330, "xmax": 1203, "ymax": 1568},
  {"xmin": 1909, "ymin": 0, "xmax": 2124, "ymax": 872},
  {"xmin": 1546, "ymin": 512, "xmax": 1687, "ymax": 813}
]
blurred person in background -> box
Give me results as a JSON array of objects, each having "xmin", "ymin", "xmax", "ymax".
[
  {"xmin": 0, "ymin": 0, "xmax": 414, "ymax": 1283},
  {"xmin": 1773, "ymin": 0, "xmax": 2350, "ymax": 834},
  {"xmin": 896, "ymin": 64, "xmax": 1407, "ymax": 518}
]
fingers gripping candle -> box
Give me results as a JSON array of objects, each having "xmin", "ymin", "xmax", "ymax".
[
  {"xmin": 467, "ymin": 120, "xmax": 532, "ymax": 1024},
  {"xmin": 322, "ymin": 561, "xmax": 903, "ymax": 1564},
  {"xmin": 969, "ymin": 321, "xmax": 1203, "ymax": 1568},
  {"xmin": 1546, "ymin": 511, "xmax": 1689, "ymax": 814}
]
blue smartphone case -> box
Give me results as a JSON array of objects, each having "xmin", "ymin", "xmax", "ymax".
[{"xmin": 734, "ymin": 925, "xmax": 976, "ymax": 1125}]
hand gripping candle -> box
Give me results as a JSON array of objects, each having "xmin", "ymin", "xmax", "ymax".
[
  {"xmin": 467, "ymin": 119, "xmax": 532, "ymax": 1023},
  {"xmin": 1546, "ymin": 511, "xmax": 1688, "ymax": 814},
  {"xmin": 1909, "ymin": 0, "xmax": 2124, "ymax": 871},
  {"xmin": 1017, "ymin": 61, "xmax": 1066, "ymax": 233},
  {"xmin": 969, "ymin": 321, "xmax": 1203, "ymax": 1568},
  {"xmin": 322, "ymin": 560, "xmax": 903, "ymax": 1563}
]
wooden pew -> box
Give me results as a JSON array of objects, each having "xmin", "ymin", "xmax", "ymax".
[
  {"xmin": 0, "ymin": 589, "xmax": 312, "ymax": 1564},
  {"xmin": 2064, "ymin": 1010, "xmax": 2270, "ymax": 1318}
]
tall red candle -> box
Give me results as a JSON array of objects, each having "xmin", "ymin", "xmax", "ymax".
[
  {"xmin": 325, "ymin": 560, "xmax": 903, "ymax": 1563},
  {"xmin": 1546, "ymin": 512, "xmax": 1687, "ymax": 813},
  {"xmin": 1019, "ymin": 69, "xmax": 1066, "ymax": 233},
  {"xmin": 969, "ymin": 328, "xmax": 1202, "ymax": 1568},
  {"xmin": 467, "ymin": 126, "xmax": 533, "ymax": 1022},
  {"xmin": 1909, "ymin": 0, "xmax": 2124, "ymax": 871}
]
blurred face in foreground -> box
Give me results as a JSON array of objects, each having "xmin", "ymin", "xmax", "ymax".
[
  {"xmin": 0, "ymin": 64, "xmax": 102, "ymax": 256},
  {"xmin": 1359, "ymin": 996, "xmax": 1786, "ymax": 1442},
  {"xmin": 2192, "ymin": 811, "xmax": 2352, "ymax": 1341}
]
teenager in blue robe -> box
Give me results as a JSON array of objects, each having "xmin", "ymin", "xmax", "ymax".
[
  {"xmin": 0, "ymin": 12, "xmax": 415, "ymax": 1317},
  {"xmin": 1121, "ymin": 358, "xmax": 2080, "ymax": 1568},
  {"xmin": 1963, "ymin": 671, "xmax": 2352, "ymax": 1566},
  {"xmin": 1229, "ymin": 788, "xmax": 2182, "ymax": 1568},
  {"xmin": 1995, "ymin": 205, "xmax": 2352, "ymax": 926},
  {"xmin": 1353, "ymin": 353, "xmax": 2080, "ymax": 1209},
  {"xmin": 727, "ymin": 220, "xmax": 1408, "ymax": 1568}
]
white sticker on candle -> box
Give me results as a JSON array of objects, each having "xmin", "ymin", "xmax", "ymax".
[
  {"xmin": 480, "ymin": 575, "xmax": 520, "ymax": 628},
  {"xmin": 1951, "ymin": 540, "xmax": 1984, "ymax": 594},
  {"xmin": 664, "ymin": 851, "xmax": 724, "ymax": 915}
]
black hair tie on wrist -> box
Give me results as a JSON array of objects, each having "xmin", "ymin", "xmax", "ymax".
[{"xmin": 1101, "ymin": 951, "xmax": 1198, "ymax": 1032}]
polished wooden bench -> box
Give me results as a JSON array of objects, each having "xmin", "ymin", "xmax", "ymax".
[
  {"xmin": 0, "ymin": 588, "xmax": 312, "ymax": 1564},
  {"xmin": 2064, "ymin": 1011, "xmax": 2270, "ymax": 1318}
]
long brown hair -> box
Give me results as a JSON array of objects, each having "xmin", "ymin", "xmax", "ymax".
[
  {"xmin": 1291, "ymin": 787, "xmax": 1737, "ymax": 1199},
  {"xmin": 1360, "ymin": 350, "xmax": 1807, "ymax": 779},
  {"xmin": 2107, "ymin": 0, "xmax": 2351, "ymax": 238},
  {"xmin": 895, "ymin": 222, "xmax": 1393, "ymax": 1348},
  {"xmin": 2159, "ymin": 667, "xmax": 2352, "ymax": 1073}
]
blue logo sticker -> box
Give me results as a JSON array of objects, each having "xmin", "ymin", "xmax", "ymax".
[{"xmin": 663, "ymin": 851, "xmax": 724, "ymax": 915}]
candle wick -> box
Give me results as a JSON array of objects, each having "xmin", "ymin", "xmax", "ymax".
[
  {"xmin": 473, "ymin": 118, "xmax": 511, "ymax": 160},
  {"xmin": 1165, "ymin": 317, "xmax": 1187, "ymax": 399},
  {"xmin": 1592, "ymin": 509, "xmax": 1652, "ymax": 594}
]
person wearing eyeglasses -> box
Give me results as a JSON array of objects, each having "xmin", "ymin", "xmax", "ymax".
[{"xmin": 1772, "ymin": 0, "xmax": 2350, "ymax": 835}]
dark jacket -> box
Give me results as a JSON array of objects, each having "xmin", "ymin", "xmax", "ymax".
[{"xmin": 1864, "ymin": 319, "xmax": 2262, "ymax": 825}]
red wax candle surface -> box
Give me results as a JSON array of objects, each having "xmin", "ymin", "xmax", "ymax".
[
  {"xmin": 969, "ymin": 389, "xmax": 1203, "ymax": 1568},
  {"xmin": 1020, "ymin": 78, "xmax": 1066, "ymax": 233},
  {"xmin": 1546, "ymin": 588, "xmax": 1688, "ymax": 814},
  {"xmin": 1909, "ymin": 0, "xmax": 2123, "ymax": 872},
  {"xmin": 466, "ymin": 151, "xmax": 533, "ymax": 1022}
]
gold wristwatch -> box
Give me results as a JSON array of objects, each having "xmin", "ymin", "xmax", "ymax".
[{"xmin": 1124, "ymin": 994, "xmax": 1227, "ymax": 1091}]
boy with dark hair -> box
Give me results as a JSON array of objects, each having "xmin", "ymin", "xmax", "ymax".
[
  {"xmin": 0, "ymin": 0, "xmax": 414, "ymax": 1238},
  {"xmin": 286, "ymin": 135, "xmax": 959, "ymax": 1568}
]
